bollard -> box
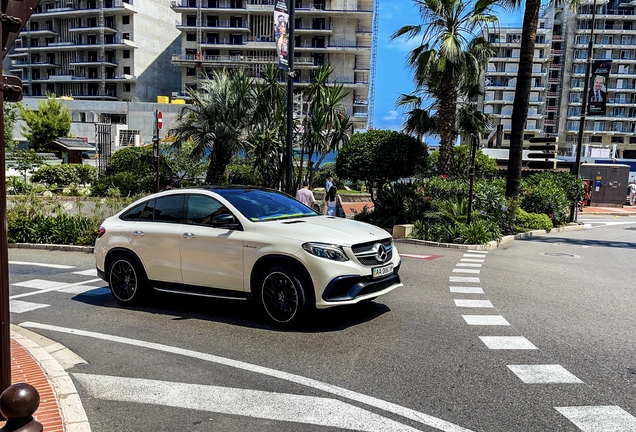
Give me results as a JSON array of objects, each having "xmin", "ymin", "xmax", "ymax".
[{"xmin": 0, "ymin": 383, "xmax": 43, "ymax": 432}]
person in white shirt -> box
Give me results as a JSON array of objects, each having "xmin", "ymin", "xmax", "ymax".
[
  {"xmin": 325, "ymin": 176, "xmax": 333, "ymax": 192},
  {"xmin": 295, "ymin": 181, "xmax": 315, "ymax": 209},
  {"xmin": 629, "ymin": 182, "xmax": 636, "ymax": 206}
]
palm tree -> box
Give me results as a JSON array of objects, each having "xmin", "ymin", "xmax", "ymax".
[
  {"xmin": 392, "ymin": 0, "xmax": 498, "ymax": 176},
  {"xmin": 395, "ymin": 92, "xmax": 437, "ymax": 142},
  {"xmin": 168, "ymin": 69, "xmax": 256, "ymax": 184}
]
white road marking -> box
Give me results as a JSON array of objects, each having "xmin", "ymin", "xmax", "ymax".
[
  {"xmin": 463, "ymin": 254, "xmax": 486, "ymax": 258},
  {"xmin": 555, "ymin": 406, "xmax": 636, "ymax": 431},
  {"xmin": 449, "ymin": 277, "xmax": 480, "ymax": 283},
  {"xmin": 462, "ymin": 315, "xmax": 509, "ymax": 326},
  {"xmin": 452, "ymin": 269, "xmax": 480, "ymax": 274},
  {"xmin": 9, "ymin": 300, "xmax": 49, "ymax": 313},
  {"xmin": 460, "ymin": 259, "xmax": 484, "ymax": 263},
  {"xmin": 58, "ymin": 286, "xmax": 109, "ymax": 296},
  {"xmin": 468, "ymin": 250, "xmax": 488, "ymax": 254},
  {"xmin": 507, "ymin": 365, "xmax": 583, "ymax": 384},
  {"xmin": 455, "ymin": 263, "xmax": 482, "ymax": 267},
  {"xmin": 450, "ymin": 287, "xmax": 484, "ymax": 294},
  {"xmin": 10, "ymin": 279, "xmax": 103, "ymax": 300},
  {"xmin": 20, "ymin": 322, "xmax": 474, "ymax": 432},
  {"xmin": 73, "ymin": 374, "xmax": 423, "ymax": 432},
  {"xmin": 399, "ymin": 253, "xmax": 432, "ymax": 259},
  {"xmin": 13, "ymin": 279, "xmax": 68, "ymax": 290},
  {"xmin": 72, "ymin": 269, "xmax": 98, "ymax": 276},
  {"xmin": 479, "ymin": 336, "xmax": 537, "ymax": 350},
  {"xmin": 454, "ymin": 300, "xmax": 493, "ymax": 308},
  {"xmin": 9, "ymin": 261, "xmax": 75, "ymax": 269}
]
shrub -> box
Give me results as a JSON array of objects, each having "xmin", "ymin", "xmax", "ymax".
[
  {"xmin": 519, "ymin": 173, "xmax": 571, "ymax": 226},
  {"xmin": 516, "ymin": 208, "xmax": 553, "ymax": 232},
  {"xmin": 31, "ymin": 164, "xmax": 97, "ymax": 187}
]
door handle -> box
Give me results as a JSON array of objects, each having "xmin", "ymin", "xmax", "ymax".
[
  {"xmin": 182, "ymin": 232, "xmax": 196, "ymax": 239},
  {"xmin": 133, "ymin": 230, "xmax": 144, "ymax": 236}
]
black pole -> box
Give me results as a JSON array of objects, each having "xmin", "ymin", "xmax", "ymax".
[
  {"xmin": 285, "ymin": 0, "xmax": 295, "ymax": 195},
  {"xmin": 467, "ymin": 134, "xmax": 478, "ymax": 226},
  {"xmin": 155, "ymin": 111, "xmax": 160, "ymax": 192},
  {"xmin": 0, "ymin": 98, "xmax": 11, "ymax": 400},
  {"xmin": 570, "ymin": 0, "xmax": 597, "ymax": 222}
]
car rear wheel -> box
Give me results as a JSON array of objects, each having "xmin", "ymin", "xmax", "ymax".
[
  {"xmin": 108, "ymin": 254, "xmax": 147, "ymax": 305},
  {"xmin": 258, "ymin": 266, "xmax": 307, "ymax": 325}
]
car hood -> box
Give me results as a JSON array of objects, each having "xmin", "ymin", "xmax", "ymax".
[{"xmin": 252, "ymin": 216, "xmax": 391, "ymax": 247}]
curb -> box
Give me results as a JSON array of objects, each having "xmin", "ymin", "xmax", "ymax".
[
  {"xmin": 394, "ymin": 224, "xmax": 584, "ymax": 250},
  {"xmin": 10, "ymin": 325, "xmax": 92, "ymax": 432},
  {"xmin": 8, "ymin": 243, "xmax": 94, "ymax": 253}
]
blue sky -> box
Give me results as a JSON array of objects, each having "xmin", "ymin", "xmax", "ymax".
[{"xmin": 372, "ymin": 0, "xmax": 526, "ymax": 131}]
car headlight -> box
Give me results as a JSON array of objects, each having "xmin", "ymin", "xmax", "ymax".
[{"xmin": 302, "ymin": 242, "xmax": 349, "ymax": 262}]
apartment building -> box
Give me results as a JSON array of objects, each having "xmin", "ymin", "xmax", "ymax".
[
  {"xmin": 482, "ymin": 4, "xmax": 567, "ymax": 147},
  {"xmin": 170, "ymin": 0, "xmax": 375, "ymax": 131},
  {"xmin": 482, "ymin": 0, "xmax": 636, "ymax": 157},
  {"xmin": 565, "ymin": 0, "xmax": 636, "ymax": 157},
  {"xmin": 7, "ymin": 0, "xmax": 182, "ymax": 102}
]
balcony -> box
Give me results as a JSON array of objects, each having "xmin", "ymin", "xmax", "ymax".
[
  {"xmin": 69, "ymin": 25, "xmax": 118, "ymax": 34},
  {"xmin": 171, "ymin": 0, "xmax": 247, "ymax": 11},
  {"xmin": 177, "ymin": 22, "xmax": 250, "ymax": 32},
  {"xmin": 171, "ymin": 53, "xmax": 314, "ymax": 67},
  {"xmin": 32, "ymin": 0, "xmax": 135, "ymax": 17},
  {"xmin": 11, "ymin": 59, "xmax": 60, "ymax": 68},
  {"xmin": 70, "ymin": 56, "xmax": 118, "ymax": 66}
]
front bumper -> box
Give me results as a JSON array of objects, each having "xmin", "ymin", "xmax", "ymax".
[{"xmin": 321, "ymin": 261, "xmax": 402, "ymax": 303}]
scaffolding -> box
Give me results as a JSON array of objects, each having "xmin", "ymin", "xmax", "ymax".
[{"xmin": 367, "ymin": 0, "xmax": 379, "ymax": 129}]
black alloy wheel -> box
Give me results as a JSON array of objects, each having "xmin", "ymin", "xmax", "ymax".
[
  {"xmin": 108, "ymin": 254, "xmax": 146, "ymax": 305},
  {"xmin": 259, "ymin": 266, "xmax": 307, "ymax": 324}
]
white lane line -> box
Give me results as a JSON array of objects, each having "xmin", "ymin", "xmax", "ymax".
[
  {"xmin": 72, "ymin": 269, "xmax": 98, "ymax": 276},
  {"xmin": 58, "ymin": 286, "xmax": 110, "ymax": 296},
  {"xmin": 455, "ymin": 263, "xmax": 482, "ymax": 267},
  {"xmin": 454, "ymin": 300, "xmax": 493, "ymax": 308},
  {"xmin": 555, "ymin": 406, "xmax": 636, "ymax": 431},
  {"xmin": 13, "ymin": 279, "xmax": 68, "ymax": 290},
  {"xmin": 449, "ymin": 277, "xmax": 480, "ymax": 283},
  {"xmin": 20, "ymin": 322, "xmax": 474, "ymax": 432},
  {"xmin": 468, "ymin": 251, "xmax": 488, "ymax": 254},
  {"xmin": 463, "ymin": 254, "xmax": 486, "ymax": 259},
  {"xmin": 479, "ymin": 336, "xmax": 537, "ymax": 350},
  {"xmin": 507, "ymin": 365, "xmax": 583, "ymax": 384},
  {"xmin": 460, "ymin": 259, "xmax": 484, "ymax": 263},
  {"xmin": 10, "ymin": 279, "xmax": 103, "ymax": 300},
  {"xmin": 10, "ymin": 300, "xmax": 49, "ymax": 313},
  {"xmin": 450, "ymin": 287, "xmax": 484, "ymax": 294},
  {"xmin": 9, "ymin": 261, "xmax": 75, "ymax": 269},
  {"xmin": 399, "ymin": 253, "xmax": 433, "ymax": 259},
  {"xmin": 462, "ymin": 315, "xmax": 509, "ymax": 326},
  {"xmin": 73, "ymin": 374, "xmax": 422, "ymax": 432},
  {"xmin": 452, "ymin": 269, "xmax": 480, "ymax": 274}
]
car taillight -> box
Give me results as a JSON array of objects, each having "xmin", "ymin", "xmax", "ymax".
[{"xmin": 96, "ymin": 227, "xmax": 106, "ymax": 239}]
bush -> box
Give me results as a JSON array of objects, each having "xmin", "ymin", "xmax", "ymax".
[
  {"xmin": 519, "ymin": 173, "xmax": 571, "ymax": 226},
  {"xmin": 516, "ymin": 208, "xmax": 553, "ymax": 232},
  {"xmin": 31, "ymin": 164, "xmax": 97, "ymax": 187}
]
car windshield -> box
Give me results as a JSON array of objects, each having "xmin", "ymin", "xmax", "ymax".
[{"xmin": 215, "ymin": 189, "xmax": 318, "ymax": 222}]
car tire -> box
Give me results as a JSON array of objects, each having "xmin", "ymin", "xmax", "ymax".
[
  {"xmin": 108, "ymin": 254, "xmax": 147, "ymax": 305},
  {"xmin": 258, "ymin": 265, "xmax": 308, "ymax": 325}
]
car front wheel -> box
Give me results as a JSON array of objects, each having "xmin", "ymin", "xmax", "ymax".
[
  {"xmin": 258, "ymin": 266, "xmax": 307, "ymax": 325},
  {"xmin": 108, "ymin": 254, "xmax": 147, "ymax": 305}
]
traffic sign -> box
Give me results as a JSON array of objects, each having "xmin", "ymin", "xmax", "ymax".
[
  {"xmin": 527, "ymin": 161, "xmax": 557, "ymax": 170},
  {"xmin": 528, "ymin": 137, "xmax": 558, "ymax": 143},
  {"xmin": 156, "ymin": 110, "xmax": 163, "ymax": 130},
  {"xmin": 528, "ymin": 144, "xmax": 557, "ymax": 152}
]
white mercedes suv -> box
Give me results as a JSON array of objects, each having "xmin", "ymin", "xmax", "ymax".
[{"xmin": 94, "ymin": 187, "xmax": 402, "ymax": 324}]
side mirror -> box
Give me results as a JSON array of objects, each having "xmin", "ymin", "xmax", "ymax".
[{"xmin": 212, "ymin": 213, "xmax": 241, "ymax": 230}]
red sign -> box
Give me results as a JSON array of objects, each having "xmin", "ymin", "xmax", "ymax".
[{"xmin": 157, "ymin": 110, "xmax": 163, "ymax": 130}]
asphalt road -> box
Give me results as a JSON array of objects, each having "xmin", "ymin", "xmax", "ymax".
[{"xmin": 7, "ymin": 215, "xmax": 636, "ymax": 431}]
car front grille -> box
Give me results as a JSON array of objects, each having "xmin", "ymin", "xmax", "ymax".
[{"xmin": 351, "ymin": 238, "xmax": 393, "ymax": 266}]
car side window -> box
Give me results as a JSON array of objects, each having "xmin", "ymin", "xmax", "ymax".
[
  {"xmin": 120, "ymin": 202, "xmax": 146, "ymax": 221},
  {"xmin": 187, "ymin": 195, "xmax": 229, "ymax": 226},
  {"xmin": 140, "ymin": 200, "xmax": 155, "ymax": 221},
  {"xmin": 154, "ymin": 195, "xmax": 186, "ymax": 223}
]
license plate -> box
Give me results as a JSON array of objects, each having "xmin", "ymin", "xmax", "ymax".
[{"xmin": 372, "ymin": 264, "xmax": 394, "ymax": 279}]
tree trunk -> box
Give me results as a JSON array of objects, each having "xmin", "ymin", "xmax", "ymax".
[
  {"xmin": 506, "ymin": 0, "xmax": 541, "ymax": 198},
  {"xmin": 437, "ymin": 82, "xmax": 457, "ymax": 176}
]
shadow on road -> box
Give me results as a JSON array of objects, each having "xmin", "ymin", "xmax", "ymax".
[
  {"xmin": 517, "ymin": 235, "xmax": 636, "ymax": 249},
  {"xmin": 72, "ymin": 289, "xmax": 390, "ymax": 333}
]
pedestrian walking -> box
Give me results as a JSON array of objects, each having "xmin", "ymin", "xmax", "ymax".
[
  {"xmin": 295, "ymin": 181, "xmax": 315, "ymax": 209},
  {"xmin": 629, "ymin": 182, "xmax": 636, "ymax": 206},
  {"xmin": 325, "ymin": 176, "xmax": 333, "ymax": 192},
  {"xmin": 324, "ymin": 186, "xmax": 345, "ymax": 217}
]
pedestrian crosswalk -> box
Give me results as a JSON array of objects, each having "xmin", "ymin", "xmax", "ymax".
[{"xmin": 450, "ymin": 250, "xmax": 636, "ymax": 431}]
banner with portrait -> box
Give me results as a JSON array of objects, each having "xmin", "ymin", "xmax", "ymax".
[
  {"xmin": 587, "ymin": 60, "xmax": 612, "ymax": 116},
  {"xmin": 274, "ymin": 1, "xmax": 289, "ymax": 71}
]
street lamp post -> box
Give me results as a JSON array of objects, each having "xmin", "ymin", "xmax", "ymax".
[
  {"xmin": 285, "ymin": 1, "xmax": 295, "ymax": 195},
  {"xmin": 571, "ymin": 0, "xmax": 598, "ymax": 222}
]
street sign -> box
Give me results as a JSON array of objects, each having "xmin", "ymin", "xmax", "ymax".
[
  {"xmin": 526, "ymin": 143, "xmax": 558, "ymax": 170},
  {"xmin": 156, "ymin": 110, "xmax": 163, "ymax": 130},
  {"xmin": 528, "ymin": 137, "xmax": 558, "ymax": 143},
  {"xmin": 528, "ymin": 144, "xmax": 557, "ymax": 152},
  {"xmin": 527, "ymin": 161, "xmax": 557, "ymax": 170}
]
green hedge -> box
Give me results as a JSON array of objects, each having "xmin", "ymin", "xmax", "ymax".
[{"xmin": 31, "ymin": 164, "xmax": 97, "ymax": 187}]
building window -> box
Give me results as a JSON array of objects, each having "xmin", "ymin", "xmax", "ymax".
[
  {"xmin": 123, "ymin": 50, "xmax": 130, "ymax": 58},
  {"xmin": 122, "ymin": 15, "xmax": 130, "ymax": 25},
  {"xmin": 187, "ymin": 33, "xmax": 196, "ymax": 41},
  {"xmin": 611, "ymin": 136, "xmax": 624, "ymax": 143},
  {"xmin": 123, "ymin": 66, "xmax": 130, "ymax": 74},
  {"xmin": 630, "ymin": 137, "xmax": 636, "ymax": 144},
  {"xmin": 591, "ymin": 136, "xmax": 602, "ymax": 143},
  {"xmin": 124, "ymin": 83, "xmax": 131, "ymax": 92},
  {"xmin": 123, "ymin": 33, "xmax": 130, "ymax": 40},
  {"xmin": 187, "ymin": 67, "xmax": 196, "ymax": 76}
]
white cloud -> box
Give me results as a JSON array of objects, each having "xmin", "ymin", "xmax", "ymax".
[{"xmin": 384, "ymin": 110, "xmax": 399, "ymax": 121}]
